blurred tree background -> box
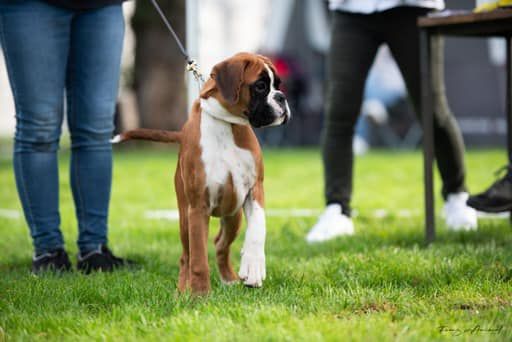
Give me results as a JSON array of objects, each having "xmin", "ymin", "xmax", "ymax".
[{"xmin": 131, "ymin": 0, "xmax": 187, "ymax": 131}]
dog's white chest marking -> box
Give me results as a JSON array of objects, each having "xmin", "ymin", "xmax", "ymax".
[{"xmin": 200, "ymin": 105, "xmax": 256, "ymax": 213}]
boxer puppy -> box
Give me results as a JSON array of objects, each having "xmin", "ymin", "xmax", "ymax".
[{"xmin": 113, "ymin": 53, "xmax": 290, "ymax": 294}]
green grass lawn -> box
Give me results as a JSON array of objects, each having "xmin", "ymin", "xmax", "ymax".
[{"xmin": 0, "ymin": 145, "xmax": 511, "ymax": 341}]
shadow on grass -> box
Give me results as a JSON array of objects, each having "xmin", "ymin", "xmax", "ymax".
[{"xmin": 0, "ymin": 248, "xmax": 181, "ymax": 278}]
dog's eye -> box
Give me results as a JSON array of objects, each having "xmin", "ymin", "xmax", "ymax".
[{"xmin": 254, "ymin": 81, "xmax": 268, "ymax": 93}]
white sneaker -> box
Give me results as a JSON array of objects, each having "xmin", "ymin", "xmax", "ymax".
[
  {"xmin": 444, "ymin": 192, "xmax": 478, "ymax": 231},
  {"xmin": 306, "ymin": 204, "xmax": 354, "ymax": 243}
]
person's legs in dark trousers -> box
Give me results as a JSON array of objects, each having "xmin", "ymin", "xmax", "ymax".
[
  {"xmin": 384, "ymin": 7, "xmax": 466, "ymax": 198},
  {"xmin": 384, "ymin": 7, "xmax": 476, "ymax": 230},
  {"xmin": 308, "ymin": 7, "xmax": 477, "ymax": 242},
  {"xmin": 306, "ymin": 11, "xmax": 382, "ymax": 242},
  {"xmin": 66, "ymin": 5, "xmax": 124, "ymax": 255},
  {"xmin": 0, "ymin": 1, "xmax": 72, "ymax": 260},
  {"xmin": 323, "ymin": 12, "xmax": 382, "ymax": 215}
]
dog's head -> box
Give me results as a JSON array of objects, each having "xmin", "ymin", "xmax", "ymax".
[{"xmin": 200, "ymin": 52, "xmax": 290, "ymax": 128}]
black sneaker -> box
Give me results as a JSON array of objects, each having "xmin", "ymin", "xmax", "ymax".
[
  {"xmin": 32, "ymin": 248, "xmax": 72, "ymax": 274},
  {"xmin": 467, "ymin": 166, "xmax": 512, "ymax": 213},
  {"xmin": 77, "ymin": 245, "xmax": 133, "ymax": 274}
]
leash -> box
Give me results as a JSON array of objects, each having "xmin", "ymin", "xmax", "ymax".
[{"xmin": 150, "ymin": 0, "xmax": 205, "ymax": 87}]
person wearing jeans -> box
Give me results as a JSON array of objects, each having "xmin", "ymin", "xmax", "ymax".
[
  {"xmin": 0, "ymin": 0, "xmax": 130, "ymax": 272},
  {"xmin": 306, "ymin": 0, "xmax": 478, "ymax": 243}
]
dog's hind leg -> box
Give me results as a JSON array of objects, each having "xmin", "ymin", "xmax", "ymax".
[
  {"xmin": 215, "ymin": 210, "xmax": 242, "ymax": 285},
  {"xmin": 175, "ymin": 165, "xmax": 190, "ymax": 293}
]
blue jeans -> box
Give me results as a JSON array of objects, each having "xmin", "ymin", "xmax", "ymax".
[{"xmin": 0, "ymin": 1, "xmax": 124, "ymax": 254}]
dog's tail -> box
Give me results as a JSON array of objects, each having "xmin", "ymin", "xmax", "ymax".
[{"xmin": 111, "ymin": 129, "xmax": 182, "ymax": 144}]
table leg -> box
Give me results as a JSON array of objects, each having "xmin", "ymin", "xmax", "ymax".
[
  {"xmin": 507, "ymin": 36, "xmax": 512, "ymax": 222},
  {"xmin": 421, "ymin": 30, "xmax": 435, "ymax": 243}
]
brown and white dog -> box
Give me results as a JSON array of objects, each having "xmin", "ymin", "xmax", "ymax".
[{"xmin": 113, "ymin": 53, "xmax": 290, "ymax": 294}]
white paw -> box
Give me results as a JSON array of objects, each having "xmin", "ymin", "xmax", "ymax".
[{"xmin": 238, "ymin": 248, "xmax": 266, "ymax": 288}]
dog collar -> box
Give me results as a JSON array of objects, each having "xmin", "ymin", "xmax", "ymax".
[{"xmin": 200, "ymin": 98, "xmax": 250, "ymax": 126}]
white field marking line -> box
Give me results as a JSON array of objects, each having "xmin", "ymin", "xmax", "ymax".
[
  {"xmin": 0, "ymin": 208, "xmax": 21, "ymax": 219},
  {"xmin": 145, "ymin": 210, "xmax": 180, "ymax": 220},
  {"xmin": 145, "ymin": 208, "xmax": 511, "ymax": 221},
  {"xmin": 476, "ymin": 211, "xmax": 510, "ymax": 219},
  {"xmin": 144, "ymin": 208, "xmax": 323, "ymax": 220},
  {"xmin": 2, "ymin": 206, "xmax": 506, "ymax": 222},
  {"xmin": 266, "ymin": 208, "xmax": 322, "ymax": 217}
]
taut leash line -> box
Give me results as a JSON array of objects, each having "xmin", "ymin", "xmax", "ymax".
[{"xmin": 150, "ymin": 0, "xmax": 205, "ymax": 85}]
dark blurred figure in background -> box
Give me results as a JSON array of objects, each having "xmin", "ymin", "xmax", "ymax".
[
  {"xmin": 353, "ymin": 45, "xmax": 409, "ymax": 155},
  {"xmin": 306, "ymin": 0, "xmax": 478, "ymax": 243}
]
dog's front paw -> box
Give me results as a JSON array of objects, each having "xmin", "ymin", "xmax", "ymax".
[{"xmin": 238, "ymin": 248, "xmax": 266, "ymax": 288}]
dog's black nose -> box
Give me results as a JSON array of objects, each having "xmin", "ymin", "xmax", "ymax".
[{"xmin": 274, "ymin": 92, "xmax": 286, "ymax": 105}]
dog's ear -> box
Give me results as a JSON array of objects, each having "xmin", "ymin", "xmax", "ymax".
[{"xmin": 210, "ymin": 59, "xmax": 249, "ymax": 105}]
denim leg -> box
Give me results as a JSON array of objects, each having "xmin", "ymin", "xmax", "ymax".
[
  {"xmin": 0, "ymin": 1, "xmax": 72, "ymax": 254},
  {"xmin": 66, "ymin": 5, "xmax": 124, "ymax": 253}
]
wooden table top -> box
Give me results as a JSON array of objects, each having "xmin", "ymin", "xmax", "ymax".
[{"xmin": 418, "ymin": 8, "xmax": 512, "ymax": 36}]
